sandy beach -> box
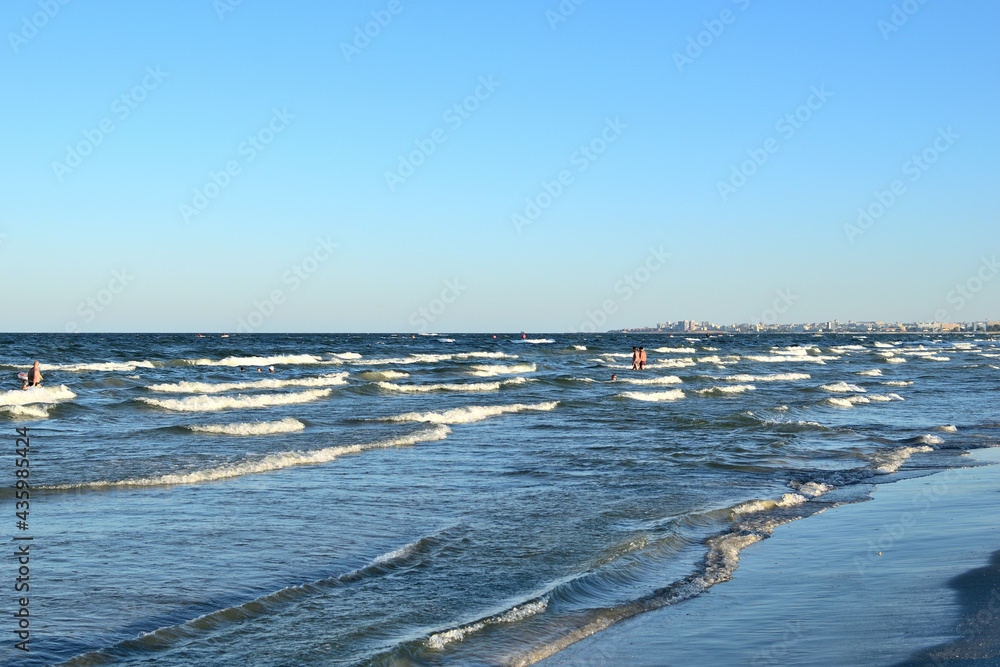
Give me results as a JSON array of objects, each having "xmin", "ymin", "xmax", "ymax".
[{"xmin": 540, "ymin": 447, "xmax": 1000, "ymax": 666}]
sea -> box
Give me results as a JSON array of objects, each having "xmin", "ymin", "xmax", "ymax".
[{"xmin": 0, "ymin": 332, "xmax": 998, "ymax": 666}]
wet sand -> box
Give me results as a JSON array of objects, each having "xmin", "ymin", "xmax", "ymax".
[{"xmin": 540, "ymin": 448, "xmax": 1000, "ymax": 666}]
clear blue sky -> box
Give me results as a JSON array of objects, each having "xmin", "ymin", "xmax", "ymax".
[{"xmin": 3, "ymin": 0, "xmax": 998, "ymax": 332}]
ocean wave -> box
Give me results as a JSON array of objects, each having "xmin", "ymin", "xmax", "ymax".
[
  {"xmin": 137, "ymin": 389, "xmax": 332, "ymax": 412},
  {"xmin": 819, "ymin": 382, "xmax": 866, "ymax": 393},
  {"xmin": 185, "ymin": 354, "xmax": 327, "ymax": 367},
  {"xmin": 45, "ymin": 425, "xmax": 451, "ymax": 489},
  {"xmin": 617, "ymin": 376, "xmax": 682, "ymax": 385},
  {"xmin": 0, "ymin": 405, "xmax": 52, "ymax": 420},
  {"xmin": 377, "ymin": 401, "xmax": 559, "ymax": 425},
  {"xmin": 934, "ymin": 425, "xmax": 958, "ymax": 432},
  {"xmin": 374, "ymin": 378, "xmax": 528, "ymax": 393},
  {"xmin": 694, "ymin": 384, "xmax": 755, "ymax": 396},
  {"xmin": 649, "ymin": 358, "xmax": 698, "ymax": 369},
  {"xmin": 146, "ymin": 373, "xmax": 349, "ymax": 394},
  {"xmin": 869, "ymin": 445, "xmax": 934, "ymax": 474},
  {"xmin": 185, "ymin": 418, "xmax": 305, "ymax": 436},
  {"xmin": 731, "ymin": 493, "xmax": 807, "ymax": 517},
  {"xmin": 855, "ymin": 369, "xmax": 883, "ymax": 376},
  {"xmin": 428, "ymin": 598, "xmax": 549, "ymax": 650},
  {"xmin": 722, "ymin": 372, "xmax": 810, "ymax": 382},
  {"xmin": 355, "ymin": 370, "xmax": 410, "ymax": 380},
  {"xmin": 0, "ymin": 385, "xmax": 77, "ymax": 406},
  {"xmin": 354, "ymin": 351, "xmax": 518, "ymax": 366},
  {"xmin": 742, "ymin": 354, "xmax": 836, "ymax": 364},
  {"xmin": 880, "ymin": 380, "xmax": 913, "ymax": 386},
  {"xmin": 788, "ymin": 481, "xmax": 834, "ymax": 498},
  {"xmin": 468, "ymin": 363, "xmax": 537, "ymax": 377},
  {"xmin": 40, "ymin": 360, "xmax": 155, "ymax": 372},
  {"xmin": 618, "ymin": 389, "xmax": 685, "ymax": 402},
  {"xmin": 867, "ymin": 393, "xmax": 904, "ymax": 402},
  {"xmin": 652, "ymin": 347, "xmax": 696, "ymax": 353},
  {"xmin": 515, "ymin": 338, "xmax": 555, "ymax": 344}
]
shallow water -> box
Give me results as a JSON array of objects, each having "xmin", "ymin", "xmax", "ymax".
[{"xmin": 0, "ymin": 332, "xmax": 997, "ymax": 665}]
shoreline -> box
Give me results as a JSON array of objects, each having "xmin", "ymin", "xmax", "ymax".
[{"xmin": 539, "ymin": 447, "xmax": 1000, "ymax": 666}]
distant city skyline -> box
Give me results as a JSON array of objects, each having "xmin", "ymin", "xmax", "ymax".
[{"xmin": 4, "ymin": 1, "xmax": 998, "ymax": 332}]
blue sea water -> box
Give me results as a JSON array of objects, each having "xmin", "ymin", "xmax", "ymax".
[{"xmin": 0, "ymin": 332, "xmax": 998, "ymax": 666}]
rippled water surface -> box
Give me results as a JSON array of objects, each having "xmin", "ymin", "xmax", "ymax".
[{"xmin": 1, "ymin": 332, "xmax": 997, "ymax": 665}]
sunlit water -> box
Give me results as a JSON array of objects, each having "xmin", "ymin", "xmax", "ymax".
[{"xmin": 0, "ymin": 332, "xmax": 997, "ymax": 666}]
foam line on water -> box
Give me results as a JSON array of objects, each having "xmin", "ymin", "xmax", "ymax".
[
  {"xmin": 618, "ymin": 389, "xmax": 685, "ymax": 402},
  {"xmin": 136, "ymin": 389, "xmax": 332, "ymax": 412},
  {"xmin": 146, "ymin": 373, "xmax": 348, "ymax": 393},
  {"xmin": 44, "ymin": 425, "xmax": 451, "ymax": 489},
  {"xmin": 185, "ymin": 418, "xmax": 305, "ymax": 436},
  {"xmin": 375, "ymin": 377, "xmax": 528, "ymax": 393},
  {"xmin": 377, "ymin": 401, "xmax": 559, "ymax": 424}
]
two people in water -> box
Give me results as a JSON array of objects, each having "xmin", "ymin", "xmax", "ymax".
[
  {"xmin": 21, "ymin": 361, "xmax": 42, "ymax": 390},
  {"xmin": 631, "ymin": 347, "xmax": 646, "ymax": 370}
]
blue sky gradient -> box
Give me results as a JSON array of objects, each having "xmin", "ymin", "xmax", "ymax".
[{"xmin": 3, "ymin": 0, "xmax": 998, "ymax": 332}]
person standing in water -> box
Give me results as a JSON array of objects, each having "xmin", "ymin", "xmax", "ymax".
[
  {"xmin": 25, "ymin": 361, "xmax": 42, "ymax": 388},
  {"xmin": 631, "ymin": 347, "xmax": 639, "ymax": 370},
  {"xmin": 639, "ymin": 347, "xmax": 647, "ymax": 370}
]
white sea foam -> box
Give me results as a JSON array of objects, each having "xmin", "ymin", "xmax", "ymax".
[
  {"xmin": 885, "ymin": 357, "xmax": 906, "ymax": 364},
  {"xmin": 573, "ymin": 345, "xmax": 587, "ymax": 350},
  {"xmin": 619, "ymin": 389, "xmax": 685, "ymax": 402},
  {"xmin": 46, "ymin": 425, "xmax": 451, "ymax": 489},
  {"xmin": 720, "ymin": 373, "xmax": 810, "ymax": 382},
  {"xmin": 742, "ymin": 354, "xmax": 836, "ymax": 364},
  {"xmin": 617, "ymin": 376, "xmax": 683, "ymax": 385},
  {"xmin": 468, "ymin": 363, "xmax": 537, "ymax": 377},
  {"xmin": 427, "ymin": 598, "xmax": 549, "ymax": 650},
  {"xmin": 789, "ymin": 481, "xmax": 834, "ymax": 498},
  {"xmin": 868, "ymin": 393, "xmax": 904, "ymax": 402},
  {"xmin": 516, "ymin": 339, "xmax": 555, "ymax": 344},
  {"xmin": 652, "ymin": 347, "xmax": 696, "ymax": 353},
  {"xmin": 819, "ymin": 382, "xmax": 866, "ymax": 393},
  {"xmin": 694, "ymin": 384, "xmax": 756, "ymax": 396},
  {"xmin": 880, "ymin": 380, "xmax": 913, "ymax": 386},
  {"xmin": 186, "ymin": 354, "xmax": 326, "ymax": 367},
  {"xmin": 731, "ymin": 493, "xmax": 807, "ymax": 517},
  {"xmin": 915, "ymin": 434, "xmax": 945, "ymax": 445},
  {"xmin": 870, "ymin": 445, "xmax": 934, "ymax": 474},
  {"xmin": 39, "ymin": 361, "xmax": 155, "ymax": 373},
  {"xmin": 356, "ymin": 370, "xmax": 410, "ymax": 380},
  {"xmin": 375, "ymin": 378, "xmax": 528, "ymax": 393},
  {"xmin": 355, "ymin": 351, "xmax": 518, "ymax": 366},
  {"xmin": 825, "ymin": 396, "xmax": 870, "ymax": 407},
  {"xmin": 855, "ymin": 369, "xmax": 883, "ymax": 376},
  {"xmin": 186, "ymin": 418, "xmax": 305, "ymax": 436},
  {"xmin": 146, "ymin": 373, "xmax": 349, "ymax": 394},
  {"xmin": 935, "ymin": 425, "xmax": 958, "ymax": 433},
  {"xmin": 378, "ymin": 401, "xmax": 559, "ymax": 424},
  {"xmin": 0, "ymin": 405, "xmax": 51, "ymax": 420},
  {"xmin": 0, "ymin": 385, "xmax": 77, "ymax": 406},
  {"xmin": 137, "ymin": 388, "xmax": 332, "ymax": 412},
  {"xmin": 650, "ymin": 358, "xmax": 697, "ymax": 369}
]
